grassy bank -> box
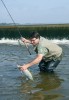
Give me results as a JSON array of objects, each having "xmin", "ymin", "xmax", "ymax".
[{"xmin": 0, "ymin": 24, "xmax": 69, "ymax": 39}]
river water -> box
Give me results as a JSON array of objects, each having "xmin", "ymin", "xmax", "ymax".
[{"xmin": 0, "ymin": 39, "xmax": 69, "ymax": 100}]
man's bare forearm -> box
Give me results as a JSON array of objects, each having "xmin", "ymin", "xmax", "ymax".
[{"xmin": 26, "ymin": 54, "xmax": 43, "ymax": 67}]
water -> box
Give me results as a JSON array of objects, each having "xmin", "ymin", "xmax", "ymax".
[{"xmin": 0, "ymin": 39, "xmax": 69, "ymax": 100}]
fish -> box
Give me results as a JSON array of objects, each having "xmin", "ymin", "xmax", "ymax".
[{"xmin": 17, "ymin": 65, "xmax": 33, "ymax": 81}]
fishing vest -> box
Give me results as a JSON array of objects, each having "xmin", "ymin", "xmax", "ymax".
[{"xmin": 34, "ymin": 36, "xmax": 62, "ymax": 61}]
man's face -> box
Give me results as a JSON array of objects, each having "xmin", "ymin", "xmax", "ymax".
[{"xmin": 30, "ymin": 38, "xmax": 40, "ymax": 46}]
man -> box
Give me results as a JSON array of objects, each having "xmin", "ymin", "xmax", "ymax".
[{"xmin": 20, "ymin": 31, "xmax": 62, "ymax": 72}]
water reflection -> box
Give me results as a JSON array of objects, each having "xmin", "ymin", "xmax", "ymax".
[
  {"xmin": 19, "ymin": 72, "xmax": 63, "ymax": 100},
  {"xmin": 35, "ymin": 72, "xmax": 62, "ymax": 90}
]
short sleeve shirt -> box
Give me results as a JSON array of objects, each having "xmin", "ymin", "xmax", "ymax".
[
  {"xmin": 34, "ymin": 42, "xmax": 48, "ymax": 57},
  {"xmin": 37, "ymin": 44, "xmax": 48, "ymax": 56}
]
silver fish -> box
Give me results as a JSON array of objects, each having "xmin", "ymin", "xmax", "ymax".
[{"xmin": 17, "ymin": 65, "xmax": 33, "ymax": 81}]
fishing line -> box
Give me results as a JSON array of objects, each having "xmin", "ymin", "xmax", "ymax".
[{"xmin": 1, "ymin": 0, "xmax": 31, "ymax": 55}]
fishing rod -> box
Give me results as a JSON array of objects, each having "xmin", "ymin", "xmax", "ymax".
[{"xmin": 1, "ymin": 0, "xmax": 31, "ymax": 55}]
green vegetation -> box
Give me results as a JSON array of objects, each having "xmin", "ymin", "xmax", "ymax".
[{"xmin": 0, "ymin": 24, "xmax": 69, "ymax": 39}]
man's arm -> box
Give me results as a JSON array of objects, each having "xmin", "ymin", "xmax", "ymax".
[{"xmin": 20, "ymin": 54, "xmax": 43, "ymax": 71}]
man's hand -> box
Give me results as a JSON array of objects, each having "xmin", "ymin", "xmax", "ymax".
[
  {"xmin": 21, "ymin": 37, "xmax": 27, "ymax": 42},
  {"xmin": 21, "ymin": 37, "xmax": 31, "ymax": 43},
  {"xmin": 19, "ymin": 64, "xmax": 29, "ymax": 71}
]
